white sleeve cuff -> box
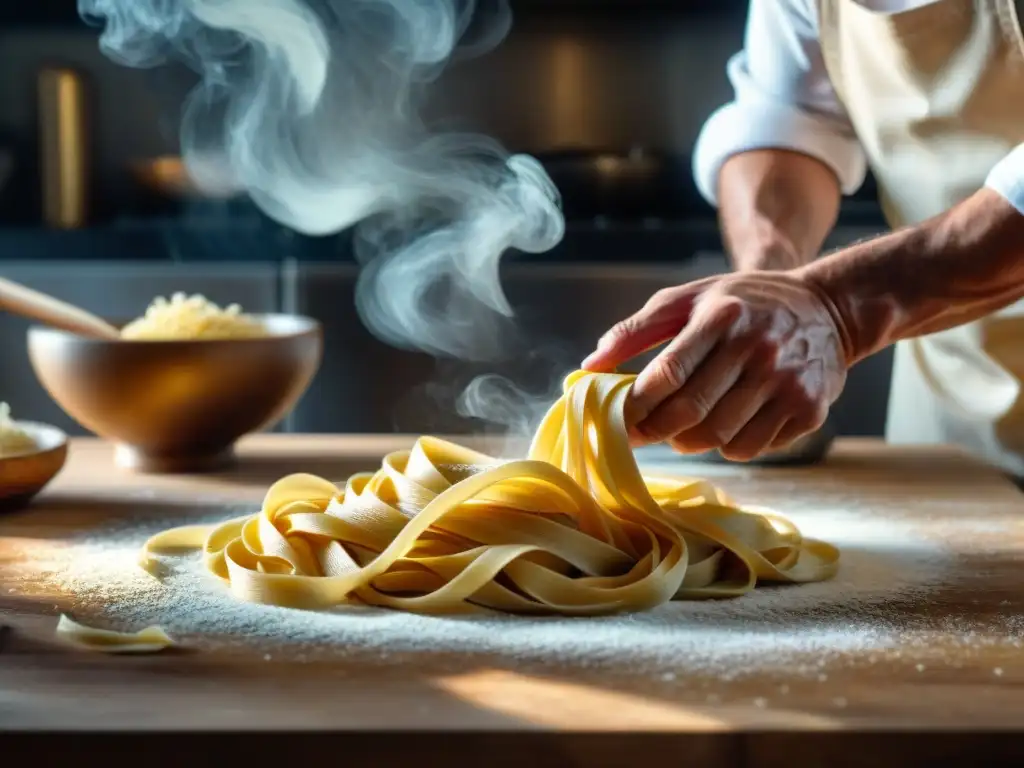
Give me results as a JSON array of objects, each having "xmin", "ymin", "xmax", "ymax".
[
  {"xmin": 692, "ymin": 101, "xmax": 868, "ymax": 207},
  {"xmin": 984, "ymin": 143, "xmax": 1024, "ymax": 215}
]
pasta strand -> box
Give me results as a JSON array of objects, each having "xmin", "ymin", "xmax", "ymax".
[{"xmin": 137, "ymin": 370, "xmax": 839, "ymax": 616}]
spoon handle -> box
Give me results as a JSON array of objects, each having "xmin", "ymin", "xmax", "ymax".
[{"xmin": 0, "ymin": 276, "xmax": 121, "ymax": 340}]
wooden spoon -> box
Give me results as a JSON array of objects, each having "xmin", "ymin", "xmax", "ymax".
[{"xmin": 0, "ymin": 276, "xmax": 121, "ymax": 340}]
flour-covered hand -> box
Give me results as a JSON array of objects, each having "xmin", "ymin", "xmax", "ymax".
[{"xmin": 582, "ymin": 271, "xmax": 851, "ymax": 460}]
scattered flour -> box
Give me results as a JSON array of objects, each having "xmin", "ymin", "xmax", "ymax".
[{"xmin": 7, "ymin": 495, "xmax": 992, "ymax": 681}]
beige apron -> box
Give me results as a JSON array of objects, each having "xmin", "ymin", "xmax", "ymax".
[{"xmin": 818, "ymin": 0, "xmax": 1024, "ymax": 476}]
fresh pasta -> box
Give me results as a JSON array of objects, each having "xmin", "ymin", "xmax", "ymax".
[
  {"xmin": 55, "ymin": 614, "xmax": 174, "ymax": 653},
  {"xmin": 139, "ymin": 370, "xmax": 839, "ymax": 615}
]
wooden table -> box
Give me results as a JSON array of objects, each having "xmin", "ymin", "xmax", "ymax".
[{"xmin": 2, "ymin": 436, "xmax": 1023, "ymax": 764}]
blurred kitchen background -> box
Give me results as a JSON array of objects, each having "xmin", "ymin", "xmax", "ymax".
[{"xmin": 0, "ymin": 0, "xmax": 892, "ymax": 438}]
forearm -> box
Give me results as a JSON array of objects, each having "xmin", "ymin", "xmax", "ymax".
[
  {"xmin": 717, "ymin": 149, "xmax": 842, "ymax": 272},
  {"xmin": 801, "ymin": 188, "xmax": 1024, "ymax": 364}
]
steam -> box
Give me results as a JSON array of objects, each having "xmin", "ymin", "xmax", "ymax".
[
  {"xmin": 79, "ymin": 0, "xmax": 564, "ymax": 361},
  {"xmin": 456, "ymin": 371, "xmax": 566, "ymax": 457}
]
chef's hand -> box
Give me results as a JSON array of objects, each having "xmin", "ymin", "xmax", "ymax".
[{"xmin": 582, "ymin": 270, "xmax": 851, "ymax": 460}]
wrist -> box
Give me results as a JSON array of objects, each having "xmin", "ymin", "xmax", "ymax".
[
  {"xmin": 796, "ymin": 188, "xmax": 1024, "ymax": 363},
  {"xmin": 794, "ymin": 225, "xmax": 924, "ymax": 364},
  {"xmin": 792, "ymin": 260, "xmax": 860, "ymax": 365}
]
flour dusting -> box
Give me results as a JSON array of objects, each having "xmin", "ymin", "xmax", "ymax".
[{"xmin": 6, "ymin": 494, "xmax": 993, "ymax": 682}]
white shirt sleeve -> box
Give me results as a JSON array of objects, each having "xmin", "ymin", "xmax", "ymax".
[
  {"xmin": 692, "ymin": 0, "xmax": 869, "ymax": 206},
  {"xmin": 984, "ymin": 143, "xmax": 1024, "ymax": 216}
]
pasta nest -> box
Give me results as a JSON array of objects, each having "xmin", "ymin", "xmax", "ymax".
[{"xmin": 140, "ymin": 371, "xmax": 839, "ymax": 615}]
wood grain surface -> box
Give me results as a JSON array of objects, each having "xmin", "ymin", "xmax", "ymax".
[{"xmin": 2, "ymin": 436, "xmax": 1023, "ymax": 763}]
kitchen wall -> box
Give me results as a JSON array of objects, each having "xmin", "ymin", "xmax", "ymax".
[
  {"xmin": 0, "ymin": 3, "xmax": 752, "ymax": 204},
  {"xmin": 0, "ymin": 1, "xmax": 896, "ymax": 438}
]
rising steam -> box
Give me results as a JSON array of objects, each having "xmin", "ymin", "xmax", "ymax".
[{"xmin": 79, "ymin": 0, "xmax": 564, "ymax": 360}]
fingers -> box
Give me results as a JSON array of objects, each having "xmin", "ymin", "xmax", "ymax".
[
  {"xmin": 714, "ymin": 398, "xmax": 793, "ymax": 461},
  {"xmin": 664, "ymin": 372, "xmax": 776, "ymax": 453},
  {"xmin": 715, "ymin": 396, "xmax": 828, "ymax": 462},
  {"xmin": 649, "ymin": 326, "xmax": 831, "ymax": 458},
  {"xmin": 592, "ymin": 271, "xmax": 843, "ymax": 460},
  {"xmin": 771, "ymin": 403, "xmax": 829, "ymax": 448},
  {"xmin": 632, "ymin": 338, "xmax": 753, "ymax": 444},
  {"xmin": 625, "ymin": 298, "xmax": 739, "ymax": 428},
  {"xmin": 581, "ymin": 286, "xmax": 700, "ymax": 373}
]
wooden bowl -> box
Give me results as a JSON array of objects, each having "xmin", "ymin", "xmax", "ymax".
[
  {"xmin": 26, "ymin": 315, "xmax": 322, "ymax": 474},
  {"xmin": 0, "ymin": 422, "xmax": 68, "ymax": 513}
]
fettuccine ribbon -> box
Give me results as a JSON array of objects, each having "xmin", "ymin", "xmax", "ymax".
[{"xmin": 139, "ymin": 370, "xmax": 839, "ymax": 615}]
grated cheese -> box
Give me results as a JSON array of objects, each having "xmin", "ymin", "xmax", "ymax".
[
  {"xmin": 119, "ymin": 293, "xmax": 267, "ymax": 341},
  {"xmin": 0, "ymin": 402, "xmax": 38, "ymax": 457}
]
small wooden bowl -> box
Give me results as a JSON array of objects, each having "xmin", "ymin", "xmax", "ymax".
[
  {"xmin": 26, "ymin": 314, "xmax": 322, "ymax": 474},
  {"xmin": 0, "ymin": 422, "xmax": 68, "ymax": 513}
]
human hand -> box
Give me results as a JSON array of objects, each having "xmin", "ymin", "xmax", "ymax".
[{"xmin": 582, "ymin": 270, "xmax": 851, "ymax": 460}]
